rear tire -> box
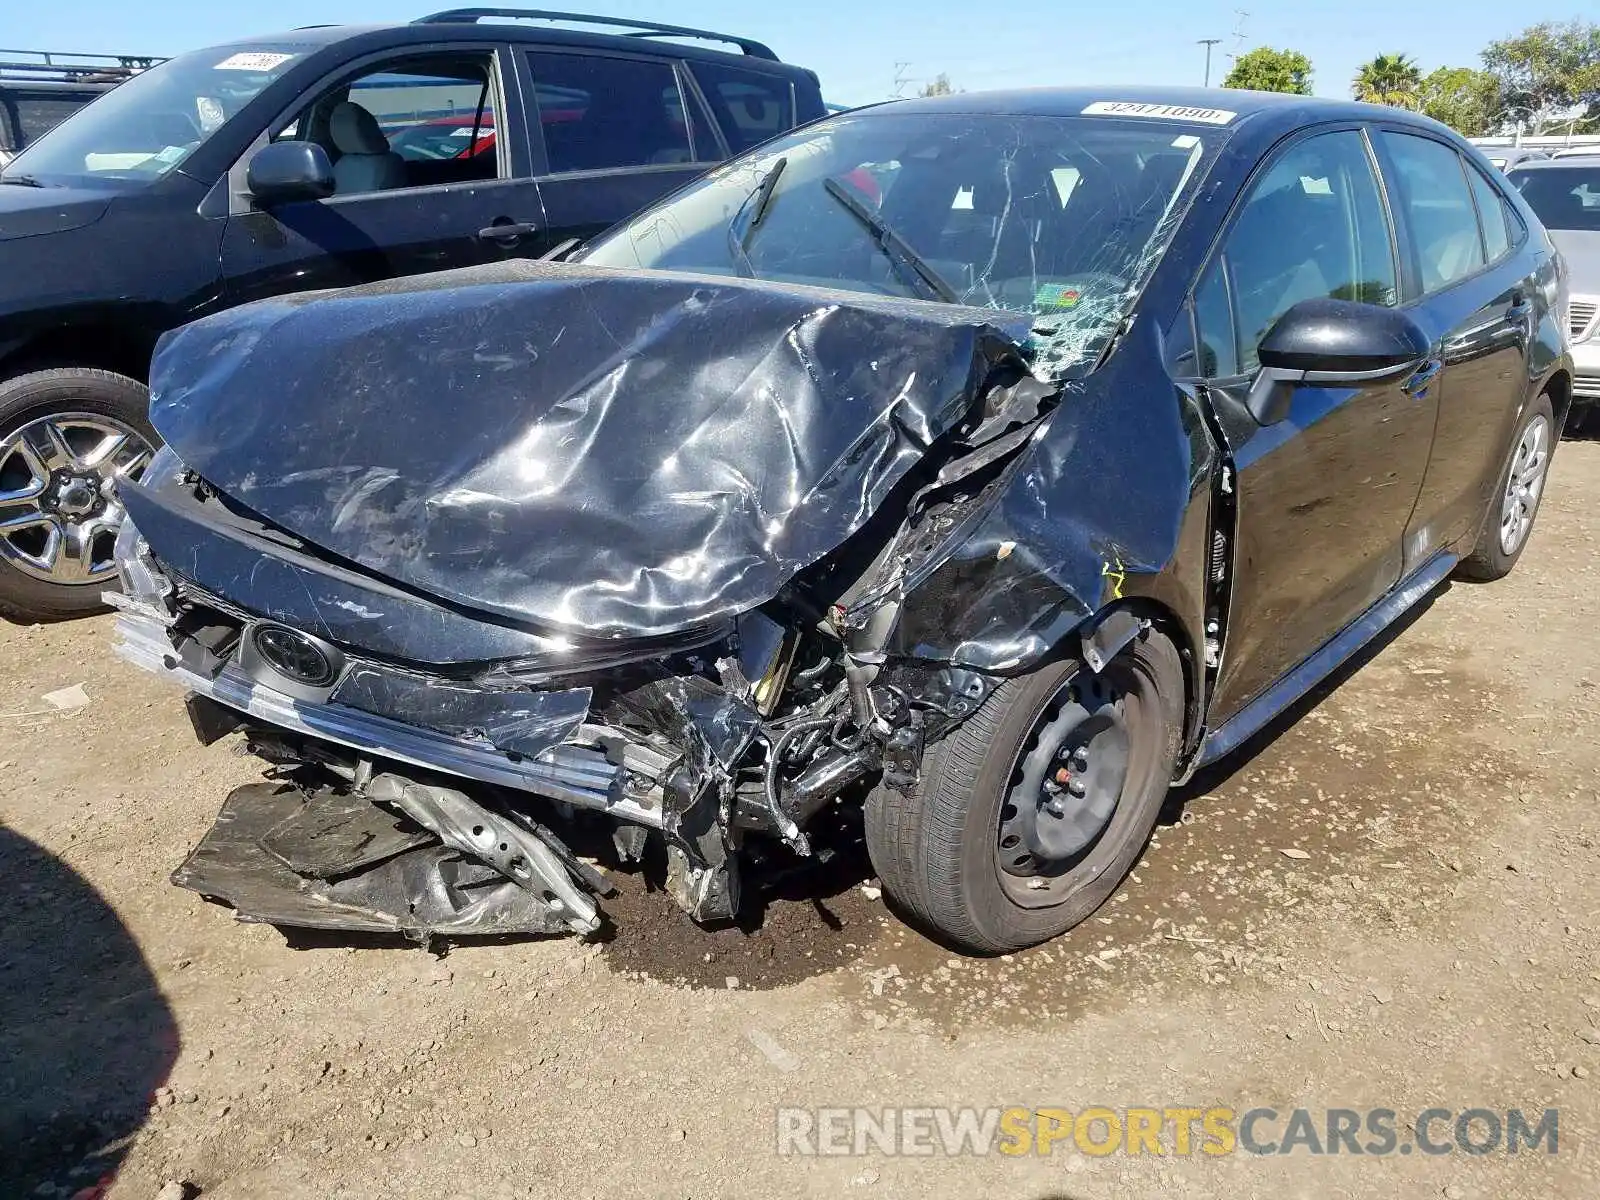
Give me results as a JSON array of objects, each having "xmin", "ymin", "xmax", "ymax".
[
  {"xmin": 865, "ymin": 627, "xmax": 1184, "ymax": 954},
  {"xmin": 0, "ymin": 368, "xmax": 154, "ymax": 624},
  {"xmin": 1456, "ymin": 392, "xmax": 1554, "ymax": 583}
]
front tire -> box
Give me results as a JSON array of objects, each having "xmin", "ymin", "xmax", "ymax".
[
  {"xmin": 0, "ymin": 368, "xmax": 155, "ymax": 623},
  {"xmin": 865, "ymin": 627, "xmax": 1184, "ymax": 954},
  {"xmin": 1456, "ymin": 392, "xmax": 1554, "ymax": 583}
]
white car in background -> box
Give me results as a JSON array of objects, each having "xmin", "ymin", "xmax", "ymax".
[{"xmin": 1508, "ymin": 158, "xmax": 1600, "ymax": 428}]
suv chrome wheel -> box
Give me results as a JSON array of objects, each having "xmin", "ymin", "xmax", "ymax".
[{"xmin": 0, "ymin": 412, "xmax": 152, "ymax": 585}]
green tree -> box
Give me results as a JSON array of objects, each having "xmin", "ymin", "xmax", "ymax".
[
  {"xmin": 1353, "ymin": 53, "xmax": 1424, "ymax": 109},
  {"xmin": 918, "ymin": 73, "xmax": 956, "ymax": 98},
  {"xmin": 1418, "ymin": 67, "xmax": 1502, "ymax": 136},
  {"xmin": 1222, "ymin": 47, "xmax": 1313, "ymax": 95},
  {"xmin": 1482, "ymin": 20, "xmax": 1600, "ymax": 133}
]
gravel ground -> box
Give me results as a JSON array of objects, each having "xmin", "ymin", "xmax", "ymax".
[{"xmin": 3, "ymin": 440, "xmax": 1599, "ymax": 1200}]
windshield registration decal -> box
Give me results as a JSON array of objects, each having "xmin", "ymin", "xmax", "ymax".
[
  {"xmin": 214, "ymin": 52, "xmax": 296, "ymax": 72},
  {"xmin": 1035, "ymin": 283, "xmax": 1083, "ymax": 311},
  {"xmin": 1083, "ymin": 101, "xmax": 1237, "ymax": 125}
]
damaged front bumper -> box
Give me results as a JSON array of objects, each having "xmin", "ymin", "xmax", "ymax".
[{"xmin": 110, "ymin": 515, "xmax": 795, "ymax": 940}]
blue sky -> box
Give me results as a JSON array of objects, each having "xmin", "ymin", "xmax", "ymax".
[{"xmin": 5, "ymin": 0, "xmax": 1581, "ymax": 109}]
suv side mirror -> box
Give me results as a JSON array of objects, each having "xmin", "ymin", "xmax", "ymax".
[
  {"xmin": 1247, "ymin": 298, "xmax": 1432, "ymax": 425},
  {"xmin": 246, "ymin": 141, "xmax": 336, "ymax": 207}
]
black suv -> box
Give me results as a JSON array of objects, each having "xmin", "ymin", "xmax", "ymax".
[
  {"xmin": 0, "ymin": 50, "xmax": 164, "ymax": 167},
  {"xmin": 0, "ymin": 9, "xmax": 824, "ymax": 621}
]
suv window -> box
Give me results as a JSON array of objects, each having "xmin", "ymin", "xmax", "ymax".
[
  {"xmin": 1201, "ymin": 129, "xmax": 1398, "ymax": 375},
  {"xmin": 690, "ymin": 62, "xmax": 794, "ymax": 153},
  {"xmin": 525, "ymin": 52, "xmax": 692, "ymax": 173},
  {"xmin": 1381, "ymin": 132, "xmax": 1485, "ymax": 294},
  {"xmin": 275, "ymin": 54, "xmax": 503, "ymax": 195}
]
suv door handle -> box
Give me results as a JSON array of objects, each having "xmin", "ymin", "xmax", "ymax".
[
  {"xmin": 478, "ymin": 219, "xmax": 540, "ymax": 244},
  {"xmin": 1506, "ymin": 290, "xmax": 1533, "ymax": 320}
]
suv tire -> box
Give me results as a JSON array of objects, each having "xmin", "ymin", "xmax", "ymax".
[{"xmin": 0, "ymin": 368, "xmax": 155, "ymax": 623}]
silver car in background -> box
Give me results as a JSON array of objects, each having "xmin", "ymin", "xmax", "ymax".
[{"xmin": 1509, "ymin": 157, "xmax": 1600, "ymax": 429}]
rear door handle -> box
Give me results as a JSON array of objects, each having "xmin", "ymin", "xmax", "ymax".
[
  {"xmin": 1403, "ymin": 358, "xmax": 1443, "ymax": 398},
  {"xmin": 478, "ymin": 219, "xmax": 540, "ymax": 244},
  {"xmin": 1506, "ymin": 290, "xmax": 1533, "ymax": 320}
]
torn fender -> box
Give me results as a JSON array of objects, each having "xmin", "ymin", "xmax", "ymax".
[
  {"xmin": 147, "ymin": 260, "xmax": 1032, "ymax": 639},
  {"xmin": 891, "ymin": 328, "xmax": 1217, "ymax": 684}
]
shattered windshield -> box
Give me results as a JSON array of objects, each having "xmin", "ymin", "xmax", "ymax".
[
  {"xmin": 581, "ymin": 110, "xmax": 1223, "ymax": 377},
  {"xmin": 1, "ymin": 45, "xmax": 302, "ymax": 188}
]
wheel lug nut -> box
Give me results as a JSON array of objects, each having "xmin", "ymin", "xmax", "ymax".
[{"xmin": 1069, "ymin": 780, "xmax": 1088, "ymax": 798}]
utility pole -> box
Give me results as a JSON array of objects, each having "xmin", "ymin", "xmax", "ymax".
[
  {"xmin": 892, "ymin": 62, "xmax": 913, "ymax": 100},
  {"xmin": 1229, "ymin": 10, "xmax": 1250, "ymax": 65},
  {"xmin": 1198, "ymin": 38, "xmax": 1221, "ymax": 87}
]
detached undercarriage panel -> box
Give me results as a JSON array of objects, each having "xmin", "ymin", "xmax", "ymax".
[{"xmin": 173, "ymin": 782, "xmax": 578, "ymax": 939}]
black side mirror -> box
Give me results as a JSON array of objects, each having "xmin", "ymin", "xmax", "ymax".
[
  {"xmin": 246, "ymin": 141, "xmax": 335, "ymax": 207},
  {"xmin": 1247, "ymin": 298, "xmax": 1432, "ymax": 425}
]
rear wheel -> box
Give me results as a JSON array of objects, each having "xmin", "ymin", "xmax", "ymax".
[
  {"xmin": 1456, "ymin": 393, "xmax": 1554, "ymax": 583},
  {"xmin": 865, "ymin": 628, "xmax": 1183, "ymax": 954},
  {"xmin": 0, "ymin": 368, "xmax": 155, "ymax": 623}
]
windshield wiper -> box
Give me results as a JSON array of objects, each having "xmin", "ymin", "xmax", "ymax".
[
  {"xmin": 822, "ymin": 176, "xmax": 958, "ymax": 304},
  {"xmin": 0, "ymin": 173, "xmax": 46, "ymax": 188},
  {"xmin": 726, "ymin": 156, "xmax": 787, "ymax": 278}
]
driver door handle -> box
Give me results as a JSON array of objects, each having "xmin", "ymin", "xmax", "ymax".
[
  {"xmin": 478, "ymin": 219, "xmax": 540, "ymax": 244},
  {"xmin": 1402, "ymin": 357, "xmax": 1443, "ymax": 398}
]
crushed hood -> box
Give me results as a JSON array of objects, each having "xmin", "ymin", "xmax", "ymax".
[{"xmin": 148, "ymin": 260, "xmax": 1030, "ymax": 638}]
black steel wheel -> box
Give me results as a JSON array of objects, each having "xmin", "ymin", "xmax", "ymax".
[{"xmin": 866, "ymin": 626, "xmax": 1184, "ymax": 954}]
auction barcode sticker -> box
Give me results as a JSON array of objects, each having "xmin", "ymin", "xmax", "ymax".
[
  {"xmin": 1082, "ymin": 101, "xmax": 1238, "ymax": 125},
  {"xmin": 214, "ymin": 52, "xmax": 296, "ymax": 72}
]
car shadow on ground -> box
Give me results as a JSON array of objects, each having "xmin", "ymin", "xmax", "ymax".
[{"xmin": 0, "ymin": 827, "xmax": 177, "ymax": 1198}]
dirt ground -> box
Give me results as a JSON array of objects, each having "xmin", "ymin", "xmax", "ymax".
[{"xmin": 4, "ymin": 440, "xmax": 1600, "ymax": 1200}]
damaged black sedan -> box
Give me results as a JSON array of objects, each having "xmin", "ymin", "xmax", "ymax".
[{"xmin": 111, "ymin": 88, "xmax": 1574, "ymax": 954}]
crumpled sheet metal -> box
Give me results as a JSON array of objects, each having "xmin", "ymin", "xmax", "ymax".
[
  {"xmin": 332, "ymin": 665, "xmax": 591, "ymax": 759},
  {"xmin": 892, "ymin": 331, "xmax": 1215, "ymax": 674},
  {"xmin": 173, "ymin": 783, "xmax": 572, "ymax": 938},
  {"xmin": 147, "ymin": 260, "xmax": 1032, "ymax": 639},
  {"xmin": 117, "ymin": 473, "xmax": 561, "ymax": 667}
]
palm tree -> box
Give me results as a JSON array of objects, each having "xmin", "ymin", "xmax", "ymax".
[{"xmin": 1353, "ymin": 54, "xmax": 1424, "ymax": 110}]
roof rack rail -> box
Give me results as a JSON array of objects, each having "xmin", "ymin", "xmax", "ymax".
[
  {"xmin": 0, "ymin": 48, "xmax": 166, "ymax": 85},
  {"xmin": 412, "ymin": 9, "xmax": 778, "ymax": 60}
]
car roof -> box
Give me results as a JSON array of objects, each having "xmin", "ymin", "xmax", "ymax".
[
  {"xmin": 882, "ymin": 85, "xmax": 1426, "ymax": 124},
  {"xmin": 213, "ymin": 18, "xmax": 813, "ymax": 78}
]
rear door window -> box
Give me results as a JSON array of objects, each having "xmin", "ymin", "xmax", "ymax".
[
  {"xmin": 1380, "ymin": 132, "xmax": 1487, "ymax": 295},
  {"xmin": 689, "ymin": 62, "xmax": 794, "ymax": 153},
  {"xmin": 1465, "ymin": 164, "xmax": 1512, "ymax": 263},
  {"xmin": 524, "ymin": 52, "xmax": 693, "ymax": 173}
]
